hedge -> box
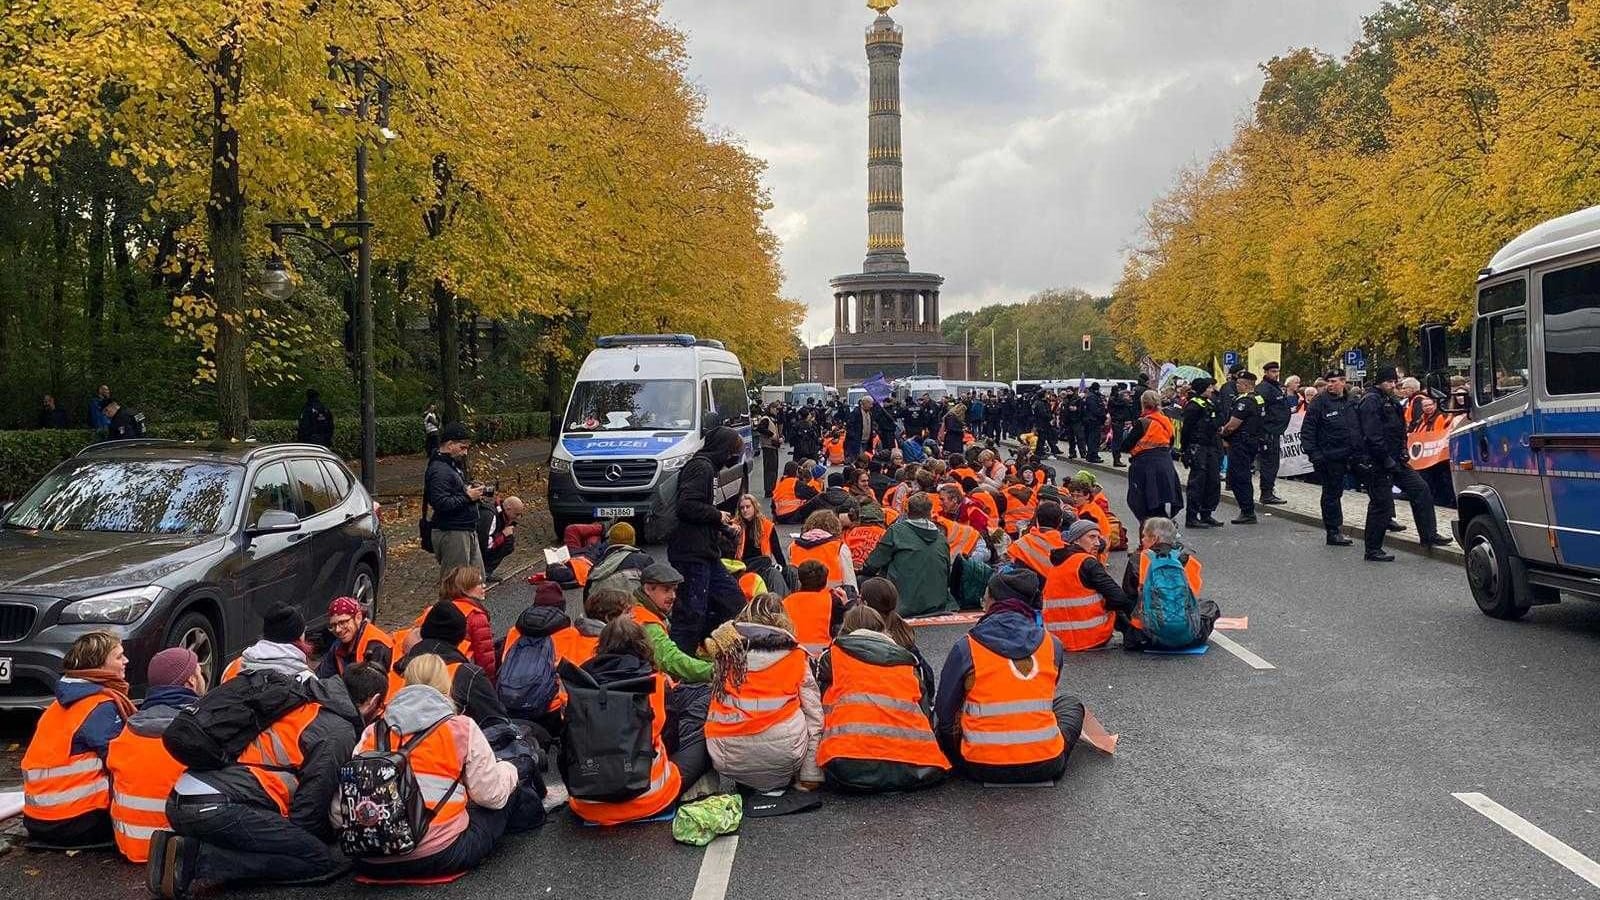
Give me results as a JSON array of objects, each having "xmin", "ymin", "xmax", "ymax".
[{"xmin": 0, "ymin": 411, "xmax": 549, "ymax": 501}]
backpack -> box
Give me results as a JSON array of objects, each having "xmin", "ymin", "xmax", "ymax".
[
  {"xmin": 584, "ymin": 545, "xmax": 648, "ymax": 600},
  {"xmin": 1139, "ymin": 549, "xmax": 1202, "ymax": 650},
  {"xmin": 162, "ymin": 670, "xmax": 316, "ymax": 771},
  {"xmin": 557, "ymin": 660, "xmax": 657, "ymax": 802},
  {"xmin": 497, "ymin": 636, "xmax": 561, "ymax": 717},
  {"xmin": 337, "ymin": 718, "xmax": 462, "ymax": 858}
]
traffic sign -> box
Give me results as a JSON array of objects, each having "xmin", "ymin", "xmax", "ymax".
[
  {"xmin": 1344, "ymin": 349, "xmax": 1366, "ymax": 369},
  {"xmin": 1222, "ymin": 351, "xmax": 1240, "ymax": 368}
]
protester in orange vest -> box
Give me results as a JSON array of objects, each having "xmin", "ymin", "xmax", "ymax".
[
  {"xmin": 1118, "ymin": 517, "xmax": 1220, "ymax": 651},
  {"xmin": 439, "ymin": 565, "xmax": 500, "ymax": 680},
  {"xmin": 497, "ymin": 581, "xmax": 575, "ymax": 740},
  {"xmin": 1007, "ymin": 500, "xmax": 1069, "ymax": 577},
  {"xmin": 783, "ymin": 560, "xmax": 841, "ymax": 657},
  {"xmin": 790, "ymin": 509, "xmax": 857, "ymax": 594},
  {"xmin": 772, "ymin": 461, "xmax": 824, "ymax": 524},
  {"xmin": 937, "ymin": 482, "xmax": 991, "ymax": 535},
  {"xmin": 1000, "ymin": 482, "xmax": 1038, "ymax": 537},
  {"xmin": 391, "ymin": 601, "xmax": 512, "ymax": 729},
  {"xmin": 632, "ymin": 563, "xmax": 714, "ymax": 683},
  {"xmin": 338, "ymin": 654, "xmax": 525, "ymax": 881},
  {"xmin": 844, "ymin": 502, "xmax": 889, "ymax": 571},
  {"xmin": 702, "ymin": 595, "xmax": 824, "ymax": 792},
  {"xmin": 315, "ymin": 595, "xmax": 391, "ymax": 678},
  {"xmin": 735, "ymin": 493, "xmax": 788, "ymax": 568},
  {"xmin": 105, "ymin": 648, "xmax": 205, "ymax": 863},
  {"xmin": 859, "ymin": 577, "xmax": 937, "ymax": 688},
  {"xmin": 21, "ymin": 631, "xmax": 131, "ymax": 848},
  {"xmin": 815, "ymin": 605, "xmax": 949, "ymax": 793},
  {"xmin": 1117, "ymin": 390, "xmax": 1185, "ymax": 525},
  {"xmin": 1042, "ymin": 520, "xmax": 1133, "ymax": 651},
  {"xmin": 935, "ymin": 570, "xmax": 1098, "ymax": 784},
  {"xmin": 1066, "ymin": 479, "xmax": 1115, "ymax": 565}
]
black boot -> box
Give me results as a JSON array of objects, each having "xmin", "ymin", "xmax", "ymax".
[
  {"xmin": 1202, "ymin": 514, "xmax": 1225, "ymax": 527},
  {"xmin": 1326, "ymin": 532, "xmax": 1352, "ymax": 546},
  {"xmin": 1186, "ymin": 515, "xmax": 1209, "ymax": 529}
]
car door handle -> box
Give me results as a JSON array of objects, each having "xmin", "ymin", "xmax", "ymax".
[{"xmin": 288, "ymin": 532, "xmax": 308, "ymax": 543}]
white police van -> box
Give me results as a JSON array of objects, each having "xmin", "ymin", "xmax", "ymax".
[{"xmin": 547, "ymin": 335, "xmax": 753, "ymax": 543}]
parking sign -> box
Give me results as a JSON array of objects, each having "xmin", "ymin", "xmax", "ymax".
[
  {"xmin": 1222, "ymin": 351, "xmax": 1240, "ymax": 368},
  {"xmin": 1344, "ymin": 349, "xmax": 1366, "ymax": 369}
]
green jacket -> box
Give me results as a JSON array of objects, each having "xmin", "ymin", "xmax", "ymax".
[
  {"xmin": 863, "ymin": 518, "xmax": 954, "ymax": 617},
  {"xmin": 633, "ymin": 590, "xmax": 712, "ymax": 683}
]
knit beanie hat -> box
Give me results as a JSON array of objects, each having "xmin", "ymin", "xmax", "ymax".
[
  {"xmin": 420, "ymin": 601, "xmax": 468, "ymax": 644},
  {"xmin": 534, "ymin": 581, "xmax": 567, "ymax": 609},
  {"xmin": 1065, "ymin": 519, "xmax": 1101, "ymax": 544},
  {"xmin": 986, "ymin": 569, "xmax": 1042, "ymax": 605},
  {"xmin": 147, "ymin": 647, "xmax": 199, "ymax": 688},
  {"xmin": 606, "ymin": 521, "xmax": 636, "ymax": 546},
  {"xmin": 262, "ymin": 602, "xmax": 305, "ymax": 643}
]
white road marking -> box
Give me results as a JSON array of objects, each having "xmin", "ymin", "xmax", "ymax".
[
  {"xmin": 1209, "ymin": 632, "xmax": 1275, "ymax": 670},
  {"xmin": 1453, "ymin": 792, "xmax": 1600, "ymax": 889},
  {"xmin": 690, "ymin": 835, "xmax": 740, "ymax": 900}
]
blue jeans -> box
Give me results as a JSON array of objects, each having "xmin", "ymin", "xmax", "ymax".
[{"xmin": 666, "ymin": 556, "xmax": 746, "ymax": 653}]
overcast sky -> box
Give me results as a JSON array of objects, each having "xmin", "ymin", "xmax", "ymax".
[{"xmin": 657, "ymin": 0, "xmax": 1383, "ymax": 345}]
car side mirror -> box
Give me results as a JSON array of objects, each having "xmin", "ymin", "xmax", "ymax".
[
  {"xmin": 247, "ymin": 509, "xmax": 302, "ymax": 536},
  {"xmin": 1419, "ymin": 323, "xmax": 1448, "ymax": 373}
]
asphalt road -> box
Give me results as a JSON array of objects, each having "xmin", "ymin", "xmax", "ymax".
[{"xmin": 7, "ymin": 464, "xmax": 1600, "ymax": 899}]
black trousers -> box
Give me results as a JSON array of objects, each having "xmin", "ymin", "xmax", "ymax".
[
  {"xmin": 761, "ymin": 446, "xmax": 780, "ymax": 497},
  {"xmin": 1364, "ymin": 464, "xmax": 1439, "ymax": 552},
  {"xmin": 354, "ymin": 803, "xmax": 509, "ymax": 879},
  {"xmin": 1226, "ymin": 442, "xmax": 1259, "ymax": 515},
  {"xmin": 938, "ymin": 695, "xmax": 1084, "ymax": 784},
  {"xmin": 1084, "ymin": 424, "xmax": 1103, "ymax": 461},
  {"xmin": 1315, "ymin": 460, "xmax": 1348, "ymax": 533},
  {"xmin": 1259, "ymin": 433, "xmax": 1283, "ymax": 497},
  {"xmin": 1186, "ymin": 445, "xmax": 1223, "ymax": 516},
  {"xmin": 167, "ymin": 795, "xmax": 342, "ymax": 887}
]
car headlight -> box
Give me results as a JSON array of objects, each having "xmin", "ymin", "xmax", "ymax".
[
  {"xmin": 549, "ymin": 457, "xmax": 571, "ymax": 474},
  {"xmin": 660, "ymin": 453, "xmax": 692, "ymax": 472},
  {"xmin": 59, "ymin": 585, "xmax": 164, "ymax": 625}
]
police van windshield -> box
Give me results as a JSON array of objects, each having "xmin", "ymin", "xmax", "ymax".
[{"xmin": 564, "ymin": 379, "xmax": 696, "ymax": 432}]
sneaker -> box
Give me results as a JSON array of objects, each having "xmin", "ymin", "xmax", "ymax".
[
  {"xmin": 542, "ymin": 781, "xmax": 570, "ymax": 813},
  {"xmin": 1421, "ymin": 535, "xmax": 1453, "ymax": 547},
  {"xmin": 1364, "ymin": 550, "xmax": 1395, "ymax": 562},
  {"xmin": 1261, "ymin": 495, "xmax": 1288, "ymax": 505},
  {"xmin": 1230, "ymin": 514, "xmax": 1257, "ymax": 525},
  {"xmin": 147, "ymin": 831, "xmax": 195, "ymax": 900},
  {"xmin": 1386, "ymin": 521, "xmax": 1407, "ymax": 533},
  {"xmin": 1326, "ymin": 533, "xmax": 1352, "ymax": 546}
]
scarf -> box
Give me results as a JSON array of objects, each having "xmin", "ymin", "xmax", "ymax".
[{"xmin": 64, "ymin": 667, "xmax": 136, "ymax": 718}]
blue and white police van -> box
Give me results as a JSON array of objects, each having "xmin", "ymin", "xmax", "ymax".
[
  {"xmin": 547, "ymin": 335, "xmax": 753, "ymax": 543},
  {"xmin": 1450, "ymin": 204, "xmax": 1600, "ymax": 619}
]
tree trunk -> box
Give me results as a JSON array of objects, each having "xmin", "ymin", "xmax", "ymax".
[
  {"xmin": 50, "ymin": 181, "xmax": 67, "ymax": 398},
  {"xmin": 209, "ymin": 32, "xmax": 249, "ymax": 439},
  {"xmin": 110, "ymin": 200, "xmax": 136, "ymax": 370},
  {"xmin": 86, "ymin": 187, "xmax": 107, "ymax": 378},
  {"xmin": 434, "ymin": 277, "xmax": 461, "ymax": 423}
]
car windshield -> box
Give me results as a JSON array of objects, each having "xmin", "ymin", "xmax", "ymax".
[
  {"xmin": 3, "ymin": 460, "xmax": 243, "ymax": 535},
  {"xmin": 564, "ymin": 379, "xmax": 696, "ymax": 432}
]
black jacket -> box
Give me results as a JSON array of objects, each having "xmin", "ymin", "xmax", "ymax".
[
  {"xmin": 1083, "ymin": 390, "xmax": 1106, "ymax": 426},
  {"xmin": 1109, "ymin": 392, "xmax": 1137, "ymax": 424},
  {"xmin": 394, "ymin": 640, "xmax": 509, "ymax": 729},
  {"xmin": 425, "ymin": 452, "xmax": 476, "ymax": 531},
  {"xmin": 1258, "ymin": 379, "xmax": 1291, "ymax": 435},
  {"xmin": 296, "ymin": 400, "xmax": 334, "ymax": 447},
  {"xmin": 1357, "ymin": 389, "xmax": 1408, "ymax": 471},
  {"xmin": 671, "ymin": 427, "xmax": 743, "ymax": 562},
  {"xmin": 1181, "ymin": 396, "xmax": 1221, "ymax": 450},
  {"xmin": 1302, "ymin": 391, "xmax": 1361, "ymax": 464}
]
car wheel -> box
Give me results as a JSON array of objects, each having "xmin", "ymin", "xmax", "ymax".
[
  {"xmin": 350, "ymin": 561, "xmax": 379, "ymax": 621},
  {"xmin": 166, "ymin": 611, "xmax": 219, "ymax": 686},
  {"xmin": 1464, "ymin": 514, "xmax": 1530, "ymax": 620}
]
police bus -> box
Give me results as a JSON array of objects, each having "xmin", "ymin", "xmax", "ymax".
[{"xmin": 1448, "ymin": 204, "xmax": 1600, "ymax": 619}]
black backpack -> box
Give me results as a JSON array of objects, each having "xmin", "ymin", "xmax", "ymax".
[
  {"xmin": 337, "ymin": 718, "xmax": 462, "ymax": 858},
  {"xmin": 162, "ymin": 670, "xmax": 315, "ymax": 771},
  {"xmin": 557, "ymin": 660, "xmax": 657, "ymax": 802}
]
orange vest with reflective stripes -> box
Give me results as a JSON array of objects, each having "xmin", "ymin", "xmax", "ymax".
[
  {"xmin": 106, "ymin": 722, "xmax": 186, "ymax": 862},
  {"xmin": 1007, "ymin": 529, "xmax": 1064, "ymax": 576},
  {"xmin": 815, "ymin": 644, "xmax": 949, "ymax": 771},
  {"xmin": 773, "ymin": 478, "xmax": 804, "ymax": 517},
  {"xmin": 844, "ymin": 525, "xmax": 887, "ymax": 569},
  {"xmin": 1074, "ymin": 500, "xmax": 1114, "ymax": 565},
  {"xmin": 221, "ymin": 657, "xmax": 243, "ymax": 682},
  {"xmin": 332, "ymin": 621, "xmax": 392, "ymax": 675},
  {"xmin": 790, "ymin": 538, "xmax": 846, "ymax": 588},
  {"xmin": 937, "ymin": 516, "xmax": 980, "ymax": 558},
  {"xmin": 783, "ymin": 590, "xmax": 834, "ymax": 657},
  {"xmin": 21, "ymin": 694, "xmax": 115, "ymax": 823},
  {"xmin": 238, "ymin": 702, "xmax": 321, "ymax": 816},
  {"xmin": 958, "ymin": 637, "xmax": 1065, "ymax": 766},
  {"xmin": 1132, "ymin": 549, "xmax": 1204, "ymax": 630},
  {"xmin": 1002, "ymin": 488, "xmax": 1037, "ymax": 536},
  {"xmin": 1132, "ymin": 412, "xmax": 1176, "ymax": 457},
  {"xmin": 387, "ymin": 658, "xmax": 466, "ymax": 703},
  {"xmin": 1040, "ymin": 552, "xmax": 1116, "ymax": 651},
  {"xmin": 824, "ymin": 435, "xmax": 845, "ymax": 464},
  {"xmin": 885, "ymin": 483, "xmax": 912, "ymax": 513},
  {"xmin": 705, "ymin": 649, "xmax": 808, "ymax": 739},
  {"xmin": 551, "ymin": 625, "xmax": 601, "ymax": 667},
  {"xmin": 356, "ymin": 715, "xmax": 467, "ymax": 837},
  {"xmin": 568, "ymin": 672, "xmax": 681, "ymax": 826}
]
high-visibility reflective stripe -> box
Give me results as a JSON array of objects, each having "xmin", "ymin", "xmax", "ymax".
[
  {"xmin": 112, "ymin": 791, "xmax": 168, "ymax": 812},
  {"xmin": 722, "ymin": 695, "xmax": 793, "ymax": 713},
  {"xmin": 1041, "ymin": 595, "xmax": 1100, "ymax": 610},
  {"xmin": 963, "ymin": 698, "xmax": 1054, "ymax": 718},
  {"xmin": 829, "ymin": 692, "xmax": 925, "ymax": 716},
  {"xmin": 706, "ymin": 709, "xmax": 746, "ymax": 725},
  {"xmin": 416, "ymin": 773, "xmax": 461, "ymax": 800},
  {"xmin": 22, "ymin": 757, "xmax": 104, "ymax": 782},
  {"xmin": 24, "ymin": 778, "xmax": 110, "ymax": 808},
  {"xmin": 962, "ymin": 725, "xmax": 1063, "ymax": 746},
  {"xmin": 113, "ymin": 820, "xmax": 158, "ymax": 839},
  {"xmin": 1046, "ymin": 614, "xmax": 1109, "ymax": 632},
  {"xmin": 820, "ymin": 722, "xmax": 936, "ymax": 743},
  {"xmin": 255, "ymin": 769, "xmax": 298, "ymax": 797}
]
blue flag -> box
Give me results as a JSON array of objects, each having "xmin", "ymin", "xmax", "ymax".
[{"xmin": 862, "ymin": 372, "xmax": 892, "ymax": 403}]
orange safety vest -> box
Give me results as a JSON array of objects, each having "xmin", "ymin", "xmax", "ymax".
[
  {"xmin": 815, "ymin": 644, "xmax": 949, "ymax": 771},
  {"xmin": 885, "ymin": 483, "xmax": 912, "ymax": 513},
  {"xmin": 1074, "ymin": 501, "xmax": 1114, "ymax": 565},
  {"xmin": 958, "ymin": 637, "xmax": 1065, "ymax": 766},
  {"xmin": 971, "ymin": 490, "xmax": 1000, "ymax": 527},
  {"xmin": 221, "ymin": 656, "xmax": 243, "ymax": 682},
  {"xmin": 937, "ymin": 516, "xmax": 980, "ymax": 558},
  {"xmin": 1007, "ymin": 528, "xmax": 1064, "ymax": 576},
  {"xmin": 571, "ymin": 556, "xmax": 594, "ymax": 587},
  {"xmin": 824, "ymin": 435, "xmax": 845, "ymax": 465},
  {"xmin": 844, "ymin": 524, "xmax": 887, "ymax": 569},
  {"xmin": 1002, "ymin": 488, "xmax": 1037, "ymax": 536},
  {"xmin": 238, "ymin": 702, "xmax": 322, "ymax": 815},
  {"xmin": 551, "ymin": 625, "xmax": 601, "ymax": 668},
  {"xmin": 21, "ymin": 694, "xmax": 115, "ymax": 823},
  {"xmin": 395, "ymin": 598, "xmax": 481, "ymax": 663},
  {"xmin": 1040, "ymin": 551, "xmax": 1116, "ymax": 651},
  {"xmin": 356, "ymin": 715, "xmax": 467, "ymax": 837},
  {"xmin": 773, "ymin": 478, "xmax": 804, "ymax": 517},
  {"xmin": 738, "ymin": 570, "xmax": 763, "ymax": 601},
  {"xmin": 501, "ymin": 625, "xmax": 567, "ymax": 713},
  {"xmin": 790, "ymin": 537, "xmax": 846, "ymax": 588},
  {"xmin": 745, "ymin": 516, "xmax": 779, "ymax": 559},
  {"xmin": 331, "ymin": 621, "xmax": 392, "ymax": 675},
  {"xmin": 705, "ymin": 648, "xmax": 808, "ymax": 739},
  {"xmin": 106, "ymin": 722, "xmax": 186, "ymax": 863},
  {"xmin": 783, "ymin": 589, "xmax": 834, "ymax": 656},
  {"xmin": 1132, "ymin": 549, "xmax": 1205, "ymax": 629},
  {"xmin": 950, "ymin": 466, "xmax": 977, "ymax": 484},
  {"xmin": 1131, "ymin": 412, "xmax": 1176, "ymax": 457},
  {"xmin": 568, "ymin": 672, "xmax": 681, "ymax": 826}
]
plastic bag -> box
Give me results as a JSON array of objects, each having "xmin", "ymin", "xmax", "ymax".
[{"xmin": 671, "ymin": 794, "xmax": 742, "ymax": 847}]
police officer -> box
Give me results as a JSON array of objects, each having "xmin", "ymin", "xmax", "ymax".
[
  {"xmin": 1217, "ymin": 362, "xmax": 1246, "ymax": 409},
  {"xmin": 1180, "ymin": 377, "xmax": 1225, "ymax": 529},
  {"xmin": 1356, "ymin": 366, "xmax": 1454, "ymax": 561},
  {"xmin": 1256, "ymin": 362, "xmax": 1290, "ymax": 505},
  {"xmin": 1033, "ymin": 390, "xmax": 1059, "ymax": 457},
  {"xmin": 1301, "ymin": 370, "xmax": 1360, "ymax": 546},
  {"xmin": 1218, "ymin": 371, "xmax": 1265, "ymax": 524}
]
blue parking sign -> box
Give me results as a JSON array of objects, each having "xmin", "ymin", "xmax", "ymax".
[
  {"xmin": 1222, "ymin": 351, "xmax": 1240, "ymax": 368},
  {"xmin": 1344, "ymin": 349, "xmax": 1366, "ymax": 368}
]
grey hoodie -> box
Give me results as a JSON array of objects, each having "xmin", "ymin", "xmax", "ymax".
[{"xmin": 239, "ymin": 639, "xmax": 313, "ymax": 681}]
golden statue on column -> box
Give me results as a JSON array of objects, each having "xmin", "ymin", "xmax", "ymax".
[{"xmin": 867, "ymin": 0, "xmax": 899, "ymax": 12}]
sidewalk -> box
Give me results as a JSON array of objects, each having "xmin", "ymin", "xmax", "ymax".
[{"xmin": 370, "ymin": 436, "xmax": 551, "ymax": 499}]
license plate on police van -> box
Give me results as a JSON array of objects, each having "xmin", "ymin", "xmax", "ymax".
[
  {"xmin": 0, "ymin": 658, "xmax": 11, "ymax": 684},
  {"xmin": 594, "ymin": 507, "xmax": 635, "ymax": 518}
]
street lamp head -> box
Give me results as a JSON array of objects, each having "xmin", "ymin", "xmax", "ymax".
[
  {"xmin": 377, "ymin": 126, "xmax": 400, "ymax": 143},
  {"xmin": 256, "ymin": 256, "xmax": 298, "ymax": 302}
]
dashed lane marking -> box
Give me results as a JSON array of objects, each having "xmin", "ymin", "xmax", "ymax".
[
  {"xmin": 1453, "ymin": 792, "xmax": 1600, "ymax": 889},
  {"xmin": 690, "ymin": 835, "xmax": 740, "ymax": 900},
  {"xmin": 1209, "ymin": 632, "xmax": 1275, "ymax": 670}
]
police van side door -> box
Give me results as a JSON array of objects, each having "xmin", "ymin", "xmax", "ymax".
[
  {"xmin": 706, "ymin": 375, "xmax": 753, "ymax": 504},
  {"xmin": 1530, "ymin": 256, "xmax": 1600, "ymax": 572}
]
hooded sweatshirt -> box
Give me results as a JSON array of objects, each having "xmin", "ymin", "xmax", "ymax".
[
  {"xmin": 672, "ymin": 426, "xmax": 744, "ymax": 562},
  {"xmin": 340, "ymin": 685, "xmax": 516, "ymax": 864},
  {"xmin": 793, "ymin": 528, "xmax": 856, "ymax": 589},
  {"xmin": 239, "ymin": 640, "xmax": 314, "ymax": 680},
  {"xmin": 934, "ymin": 609, "xmax": 1066, "ymax": 738},
  {"xmin": 705, "ymin": 624, "xmax": 823, "ymax": 791},
  {"xmin": 862, "ymin": 518, "xmax": 953, "ymax": 617}
]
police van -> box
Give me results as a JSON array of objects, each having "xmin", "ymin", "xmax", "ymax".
[
  {"xmin": 547, "ymin": 335, "xmax": 752, "ymax": 543},
  {"xmin": 1448, "ymin": 204, "xmax": 1600, "ymax": 619}
]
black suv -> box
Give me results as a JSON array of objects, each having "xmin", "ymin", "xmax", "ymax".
[{"xmin": 0, "ymin": 440, "xmax": 385, "ymax": 708}]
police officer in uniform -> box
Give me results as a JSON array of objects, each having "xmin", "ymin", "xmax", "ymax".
[
  {"xmin": 1301, "ymin": 370, "xmax": 1360, "ymax": 546},
  {"xmin": 1180, "ymin": 377, "xmax": 1225, "ymax": 529},
  {"xmin": 1356, "ymin": 366, "xmax": 1454, "ymax": 561},
  {"xmin": 1256, "ymin": 362, "xmax": 1290, "ymax": 505},
  {"xmin": 1218, "ymin": 371, "xmax": 1264, "ymax": 524}
]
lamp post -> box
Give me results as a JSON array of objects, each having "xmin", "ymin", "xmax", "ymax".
[{"xmin": 262, "ymin": 51, "xmax": 393, "ymax": 492}]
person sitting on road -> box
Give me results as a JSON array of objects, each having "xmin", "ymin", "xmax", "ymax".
[
  {"xmin": 1041, "ymin": 520, "xmax": 1132, "ymax": 652},
  {"xmin": 859, "ymin": 577, "xmax": 936, "ymax": 688},
  {"xmin": 387, "ymin": 566, "xmax": 499, "ymax": 679},
  {"xmin": 106, "ymin": 648, "xmax": 206, "ymax": 864},
  {"xmin": 221, "ymin": 602, "xmax": 317, "ymax": 683},
  {"xmin": 550, "ymin": 586, "xmax": 631, "ymax": 678},
  {"xmin": 340, "ymin": 654, "xmax": 525, "ymax": 882},
  {"xmin": 735, "ymin": 493, "xmax": 788, "ymax": 569},
  {"xmin": 631, "ymin": 563, "xmax": 714, "ymax": 684},
  {"xmin": 843, "ymin": 502, "xmax": 889, "ymax": 573},
  {"xmin": 935, "ymin": 570, "xmax": 1090, "ymax": 784},
  {"xmin": 814, "ymin": 605, "xmax": 949, "ymax": 793},
  {"xmin": 316, "ymin": 595, "xmax": 391, "ymax": 678},
  {"xmin": 863, "ymin": 491, "xmax": 955, "ymax": 618},
  {"xmin": 1119, "ymin": 517, "xmax": 1219, "ymax": 651},
  {"xmin": 773, "ymin": 460, "xmax": 824, "ymax": 524},
  {"xmin": 391, "ymin": 601, "xmax": 511, "ymax": 729},
  {"xmin": 790, "ymin": 509, "xmax": 857, "ymax": 594},
  {"xmin": 1066, "ymin": 477, "xmax": 1115, "ymax": 565},
  {"xmin": 702, "ymin": 594, "xmax": 825, "ymax": 793},
  {"xmin": 1006, "ymin": 500, "xmax": 1068, "ymax": 579},
  {"xmin": 21, "ymin": 631, "xmax": 132, "ymax": 848},
  {"xmin": 782, "ymin": 560, "xmax": 842, "ymax": 657},
  {"xmin": 498, "ymin": 581, "xmax": 576, "ymax": 742}
]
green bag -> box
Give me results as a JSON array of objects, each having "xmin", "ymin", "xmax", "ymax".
[{"xmin": 671, "ymin": 794, "xmax": 743, "ymax": 847}]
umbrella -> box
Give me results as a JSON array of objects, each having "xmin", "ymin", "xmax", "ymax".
[{"xmin": 1166, "ymin": 365, "xmax": 1210, "ymax": 386}]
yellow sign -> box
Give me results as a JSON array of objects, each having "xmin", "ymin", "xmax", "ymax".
[{"xmin": 868, "ymin": 0, "xmax": 900, "ymax": 12}]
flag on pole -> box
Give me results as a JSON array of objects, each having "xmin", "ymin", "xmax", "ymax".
[{"xmin": 862, "ymin": 372, "xmax": 892, "ymax": 403}]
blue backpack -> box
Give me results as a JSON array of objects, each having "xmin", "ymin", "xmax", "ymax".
[
  {"xmin": 1140, "ymin": 549, "xmax": 1202, "ymax": 649},
  {"xmin": 497, "ymin": 636, "xmax": 561, "ymax": 718}
]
